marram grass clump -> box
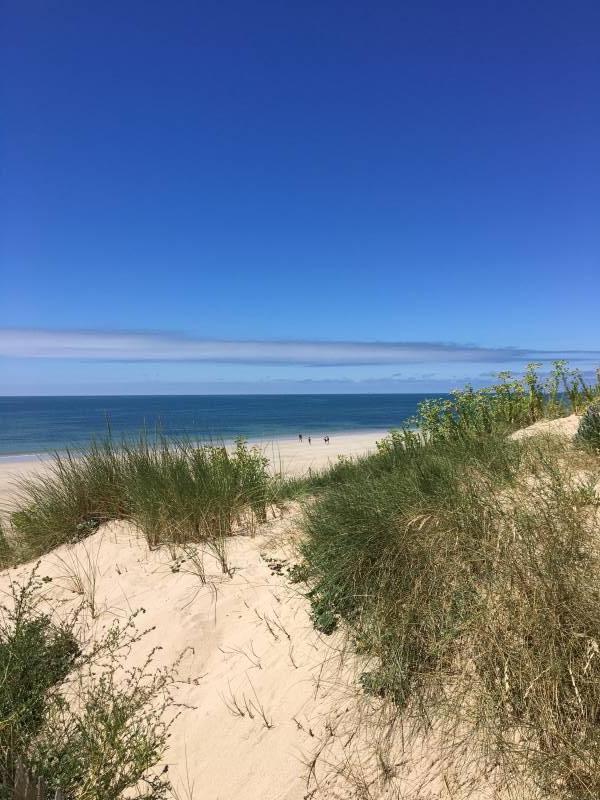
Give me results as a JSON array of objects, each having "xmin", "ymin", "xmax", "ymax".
[
  {"xmin": 8, "ymin": 436, "xmax": 273, "ymax": 563},
  {"xmin": 0, "ymin": 521, "xmax": 13, "ymax": 569}
]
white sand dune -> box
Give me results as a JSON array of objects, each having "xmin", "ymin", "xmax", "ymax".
[
  {"xmin": 0, "ymin": 432, "xmax": 395, "ymax": 799},
  {"xmin": 0, "ymin": 428, "xmax": 534, "ymax": 798},
  {"xmin": 0, "ymin": 512, "xmax": 343, "ymax": 799},
  {"xmin": 0, "ymin": 517, "xmax": 490, "ymax": 799},
  {"xmin": 509, "ymin": 413, "xmax": 581, "ymax": 441},
  {"xmin": 4, "ymin": 514, "xmax": 347, "ymax": 800}
]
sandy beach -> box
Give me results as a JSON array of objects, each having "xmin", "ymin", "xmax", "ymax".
[{"xmin": 0, "ymin": 430, "xmax": 387, "ymax": 511}]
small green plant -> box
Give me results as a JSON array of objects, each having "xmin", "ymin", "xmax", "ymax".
[
  {"xmin": 308, "ymin": 593, "xmax": 338, "ymax": 635},
  {"xmin": 575, "ymin": 402, "xmax": 600, "ymax": 451},
  {"xmin": 287, "ymin": 562, "xmax": 309, "ymax": 584},
  {"xmin": 0, "ymin": 571, "xmax": 183, "ymax": 799}
]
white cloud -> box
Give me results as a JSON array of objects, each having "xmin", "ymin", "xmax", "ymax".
[{"xmin": 0, "ymin": 328, "xmax": 597, "ymax": 367}]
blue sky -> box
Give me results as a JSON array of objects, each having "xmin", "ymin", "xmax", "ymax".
[{"xmin": 1, "ymin": 1, "xmax": 599, "ymax": 394}]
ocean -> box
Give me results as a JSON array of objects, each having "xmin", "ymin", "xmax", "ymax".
[{"xmin": 0, "ymin": 394, "xmax": 446, "ymax": 458}]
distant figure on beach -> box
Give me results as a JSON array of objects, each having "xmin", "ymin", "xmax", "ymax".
[
  {"xmin": 298, "ymin": 434, "xmax": 303, "ymax": 442},
  {"xmin": 308, "ymin": 436, "xmax": 311, "ymax": 445},
  {"xmin": 324, "ymin": 435, "xmax": 329, "ymax": 444}
]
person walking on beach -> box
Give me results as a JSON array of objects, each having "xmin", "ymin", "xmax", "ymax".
[
  {"xmin": 308, "ymin": 436, "xmax": 311, "ymax": 445},
  {"xmin": 298, "ymin": 434, "xmax": 303, "ymax": 442}
]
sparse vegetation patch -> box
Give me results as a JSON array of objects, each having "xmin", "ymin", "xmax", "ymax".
[{"xmin": 0, "ymin": 571, "xmax": 181, "ymax": 799}]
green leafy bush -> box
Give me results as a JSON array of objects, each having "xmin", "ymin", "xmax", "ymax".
[
  {"xmin": 0, "ymin": 572, "xmax": 80, "ymax": 788},
  {"xmin": 0, "ymin": 573, "xmax": 182, "ymax": 799},
  {"xmin": 575, "ymin": 402, "xmax": 600, "ymax": 451},
  {"xmin": 30, "ymin": 652, "xmax": 178, "ymax": 800},
  {"xmin": 413, "ymin": 361, "xmax": 600, "ymax": 443}
]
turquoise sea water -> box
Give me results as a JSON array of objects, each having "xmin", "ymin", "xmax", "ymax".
[{"xmin": 0, "ymin": 394, "xmax": 447, "ymax": 457}]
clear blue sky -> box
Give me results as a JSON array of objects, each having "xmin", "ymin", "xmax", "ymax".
[{"xmin": 1, "ymin": 1, "xmax": 599, "ymax": 394}]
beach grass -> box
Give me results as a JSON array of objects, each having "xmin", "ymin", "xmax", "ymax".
[
  {"xmin": 297, "ymin": 366, "xmax": 600, "ymax": 799},
  {"xmin": 8, "ymin": 436, "xmax": 272, "ymax": 563}
]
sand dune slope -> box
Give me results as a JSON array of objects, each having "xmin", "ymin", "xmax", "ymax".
[
  {"xmin": 0, "ymin": 510, "xmax": 357, "ymax": 800},
  {"xmin": 509, "ymin": 413, "xmax": 581, "ymax": 441}
]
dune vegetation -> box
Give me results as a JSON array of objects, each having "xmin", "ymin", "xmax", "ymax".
[
  {"xmin": 297, "ymin": 362, "xmax": 600, "ymax": 799},
  {"xmin": 0, "ymin": 570, "xmax": 181, "ymax": 800},
  {"xmin": 5, "ymin": 437, "xmax": 274, "ymax": 568},
  {"xmin": 1, "ymin": 361, "xmax": 600, "ymax": 798}
]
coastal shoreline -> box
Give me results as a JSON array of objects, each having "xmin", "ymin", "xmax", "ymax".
[
  {"xmin": 0, "ymin": 426, "xmax": 392, "ymax": 462},
  {"xmin": 0, "ymin": 429, "xmax": 388, "ymax": 509}
]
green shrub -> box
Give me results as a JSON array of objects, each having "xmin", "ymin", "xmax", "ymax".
[
  {"xmin": 30, "ymin": 652, "xmax": 177, "ymax": 800},
  {"xmin": 0, "ymin": 571, "xmax": 80, "ymax": 786},
  {"xmin": 0, "ymin": 572, "xmax": 180, "ymax": 799},
  {"xmin": 413, "ymin": 361, "xmax": 600, "ymax": 443},
  {"xmin": 575, "ymin": 402, "xmax": 600, "ymax": 451}
]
